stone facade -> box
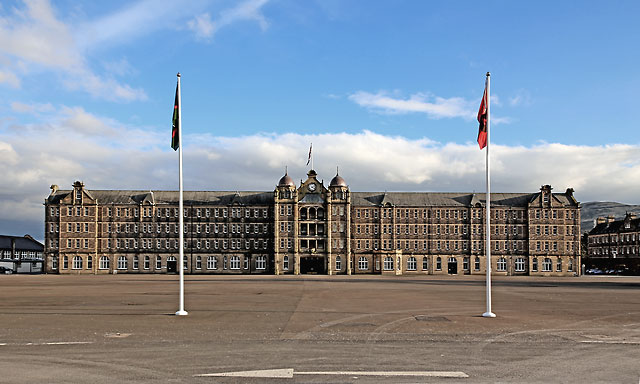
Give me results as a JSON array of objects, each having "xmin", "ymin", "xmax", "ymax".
[
  {"xmin": 44, "ymin": 173, "xmax": 581, "ymax": 276},
  {"xmin": 587, "ymin": 213, "xmax": 640, "ymax": 273}
]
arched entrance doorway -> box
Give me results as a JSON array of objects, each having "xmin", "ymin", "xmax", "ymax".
[
  {"xmin": 300, "ymin": 256, "xmax": 326, "ymax": 274},
  {"xmin": 167, "ymin": 256, "xmax": 177, "ymax": 273},
  {"xmin": 447, "ymin": 257, "xmax": 458, "ymax": 274}
]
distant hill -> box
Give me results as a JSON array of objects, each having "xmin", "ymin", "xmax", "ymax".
[{"xmin": 580, "ymin": 202, "xmax": 640, "ymax": 233}]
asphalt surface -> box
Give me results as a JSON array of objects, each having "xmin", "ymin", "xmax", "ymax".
[{"xmin": 0, "ymin": 274, "xmax": 639, "ymax": 383}]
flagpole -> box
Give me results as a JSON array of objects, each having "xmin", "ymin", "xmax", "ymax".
[
  {"xmin": 483, "ymin": 71, "xmax": 496, "ymax": 318},
  {"xmin": 176, "ymin": 72, "xmax": 188, "ymax": 316}
]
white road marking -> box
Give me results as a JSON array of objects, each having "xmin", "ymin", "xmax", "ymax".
[
  {"xmin": 580, "ymin": 340, "xmax": 640, "ymax": 345},
  {"xmin": 195, "ymin": 369, "xmax": 294, "ymax": 378},
  {"xmin": 297, "ymin": 371, "xmax": 469, "ymax": 378},
  {"xmin": 0, "ymin": 341, "xmax": 93, "ymax": 346},
  {"xmin": 194, "ymin": 368, "xmax": 468, "ymax": 378}
]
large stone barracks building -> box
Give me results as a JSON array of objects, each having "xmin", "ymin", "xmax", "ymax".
[{"xmin": 44, "ymin": 170, "xmax": 581, "ymax": 276}]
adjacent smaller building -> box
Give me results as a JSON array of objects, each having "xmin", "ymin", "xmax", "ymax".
[
  {"xmin": 587, "ymin": 213, "xmax": 640, "ymax": 274},
  {"xmin": 0, "ymin": 235, "xmax": 44, "ymax": 274}
]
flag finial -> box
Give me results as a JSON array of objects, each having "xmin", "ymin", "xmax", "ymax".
[
  {"xmin": 486, "ymin": 72, "xmax": 490, "ymax": 77},
  {"xmin": 177, "ymin": 72, "xmax": 181, "ymax": 77}
]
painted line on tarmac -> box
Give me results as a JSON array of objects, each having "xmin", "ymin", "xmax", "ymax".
[
  {"xmin": 194, "ymin": 368, "xmax": 468, "ymax": 378},
  {"xmin": 0, "ymin": 341, "xmax": 93, "ymax": 346},
  {"xmin": 580, "ymin": 340, "xmax": 640, "ymax": 345}
]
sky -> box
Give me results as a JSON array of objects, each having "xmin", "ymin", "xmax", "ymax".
[{"xmin": 1, "ymin": 0, "xmax": 639, "ymax": 241}]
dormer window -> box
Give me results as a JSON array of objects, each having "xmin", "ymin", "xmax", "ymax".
[
  {"xmin": 625, "ymin": 222, "xmax": 631, "ymax": 229},
  {"xmin": 76, "ymin": 189, "xmax": 82, "ymax": 201},
  {"xmin": 543, "ymin": 193, "xmax": 549, "ymax": 203}
]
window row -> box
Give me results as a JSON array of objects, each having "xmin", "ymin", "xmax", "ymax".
[
  {"xmin": 104, "ymin": 223, "xmax": 270, "ymax": 235},
  {"xmin": 61, "ymin": 254, "xmax": 268, "ymax": 271},
  {"xmin": 0, "ymin": 250, "xmax": 43, "ymax": 260},
  {"xmin": 105, "ymin": 238, "xmax": 269, "ymax": 251},
  {"xmin": 101, "ymin": 206, "xmax": 269, "ymax": 219},
  {"xmin": 63, "ymin": 206, "xmax": 93, "ymax": 217},
  {"xmin": 591, "ymin": 246, "xmax": 637, "ymax": 256},
  {"xmin": 532, "ymin": 209, "xmax": 576, "ymax": 220}
]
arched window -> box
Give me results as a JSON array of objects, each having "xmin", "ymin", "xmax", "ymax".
[
  {"xmin": 532, "ymin": 257, "xmax": 538, "ymax": 271},
  {"xmin": 300, "ymin": 208, "xmax": 307, "ymax": 220},
  {"xmin": 72, "ymin": 256, "xmax": 82, "ymax": 270},
  {"xmin": 256, "ymin": 255, "xmax": 267, "ymax": 270},
  {"xmin": 436, "ymin": 257, "xmax": 442, "ymax": 271},
  {"xmin": 463, "ymin": 257, "xmax": 470, "ymax": 271},
  {"xmin": 568, "ymin": 258, "xmax": 574, "ymax": 272},
  {"xmin": 474, "ymin": 256, "xmax": 480, "ymax": 271},
  {"xmin": 230, "ymin": 256, "xmax": 240, "ymax": 270},
  {"xmin": 497, "ymin": 257, "xmax": 507, "ymax": 271},
  {"xmin": 144, "ymin": 256, "xmax": 150, "ymax": 269},
  {"xmin": 422, "ymin": 256, "xmax": 429, "ymax": 270},
  {"xmin": 383, "ymin": 256, "xmax": 393, "ymax": 271},
  {"xmin": 133, "ymin": 256, "xmax": 139, "ymax": 270},
  {"xmin": 87, "ymin": 256, "xmax": 93, "ymax": 269},
  {"xmin": 207, "ymin": 256, "xmax": 217, "ymax": 270},
  {"xmin": 283, "ymin": 256, "xmax": 289, "ymax": 271},
  {"xmin": 309, "ymin": 207, "xmax": 316, "ymax": 219},
  {"xmin": 358, "ymin": 256, "xmax": 368, "ymax": 270},
  {"xmin": 335, "ymin": 256, "xmax": 341, "ymax": 271},
  {"xmin": 156, "ymin": 255, "xmax": 162, "ymax": 269},
  {"xmin": 117, "ymin": 256, "xmax": 127, "ymax": 270},
  {"xmin": 317, "ymin": 207, "xmax": 324, "ymax": 219},
  {"xmin": 542, "ymin": 258, "xmax": 552, "ymax": 272},
  {"xmin": 556, "ymin": 258, "xmax": 562, "ymax": 272},
  {"xmin": 52, "ymin": 256, "xmax": 58, "ymax": 269},
  {"xmin": 515, "ymin": 257, "xmax": 526, "ymax": 272},
  {"xmin": 63, "ymin": 256, "xmax": 68, "ymax": 269},
  {"xmin": 99, "ymin": 256, "xmax": 110, "ymax": 270},
  {"xmin": 195, "ymin": 256, "xmax": 201, "ymax": 270},
  {"xmin": 407, "ymin": 256, "xmax": 417, "ymax": 271}
]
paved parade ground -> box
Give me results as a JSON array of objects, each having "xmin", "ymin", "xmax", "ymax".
[{"xmin": 0, "ymin": 274, "xmax": 639, "ymax": 383}]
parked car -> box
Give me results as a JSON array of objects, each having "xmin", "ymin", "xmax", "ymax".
[{"xmin": 0, "ymin": 266, "xmax": 13, "ymax": 274}]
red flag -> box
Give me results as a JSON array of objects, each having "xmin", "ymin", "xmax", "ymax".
[{"xmin": 477, "ymin": 85, "xmax": 488, "ymax": 149}]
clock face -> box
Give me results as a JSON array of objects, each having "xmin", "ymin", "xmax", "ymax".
[{"xmin": 308, "ymin": 183, "xmax": 316, "ymax": 192}]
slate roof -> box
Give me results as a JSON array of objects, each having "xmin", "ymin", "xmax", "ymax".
[
  {"xmin": 0, "ymin": 235, "xmax": 44, "ymax": 251},
  {"xmin": 589, "ymin": 217, "xmax": 640, "ymax": 235},
  {"xmin": 48, "ymin": 189, "xmax": 577, "ymax": 209},
  {"xmin": 48, "ymin": 190, "xmax": 274, "ymax": 205},
  {"xmin": 351, "ymin": 192, "xmax": 541, "ymax": 208}
]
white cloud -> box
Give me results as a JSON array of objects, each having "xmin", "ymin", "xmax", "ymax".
[
  {"xmin": 0, "ymin": 69, "xmax": 21, "ymax": 88},
  {"xmin": 509, "ymin": 89, "xmax": 533, "ymax": 106},
  {"xmin": 0, "ymin": 0, "xmax": 146, "ymax": 101},
  {"xmin": 187, "ymin": 13, "xmax": 215, "ymax": 39},
  {"xmin": 2, "ymin": 107, "xmax": 640, "ymax": 240},
  {"xmin": 187, "ymin": 0, "xmax": 270, "ymax": 39},
  {"xmin": 349, "ymin": 90, "xmax": 514, "ymax": 125},
  {"xmin": 349, "ymin": 91, "xmax": 475, "ymax": 119},
  {"xmin": 11, "ymin": 101, "xmax": 54, "ymax": 114}
]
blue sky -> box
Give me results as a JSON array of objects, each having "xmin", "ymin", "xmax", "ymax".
[{"xmin": 1, "ymin": 0, "xmax": 639, "ymax": 239}]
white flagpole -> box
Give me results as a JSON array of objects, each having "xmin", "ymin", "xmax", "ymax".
[
  {"xmin": 483, "ymin": 71, "xmax": 496, "ymax": 318},
  {"xmin": 176, "ymin": 72, "xmax": 188, "ymax": 316}
]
